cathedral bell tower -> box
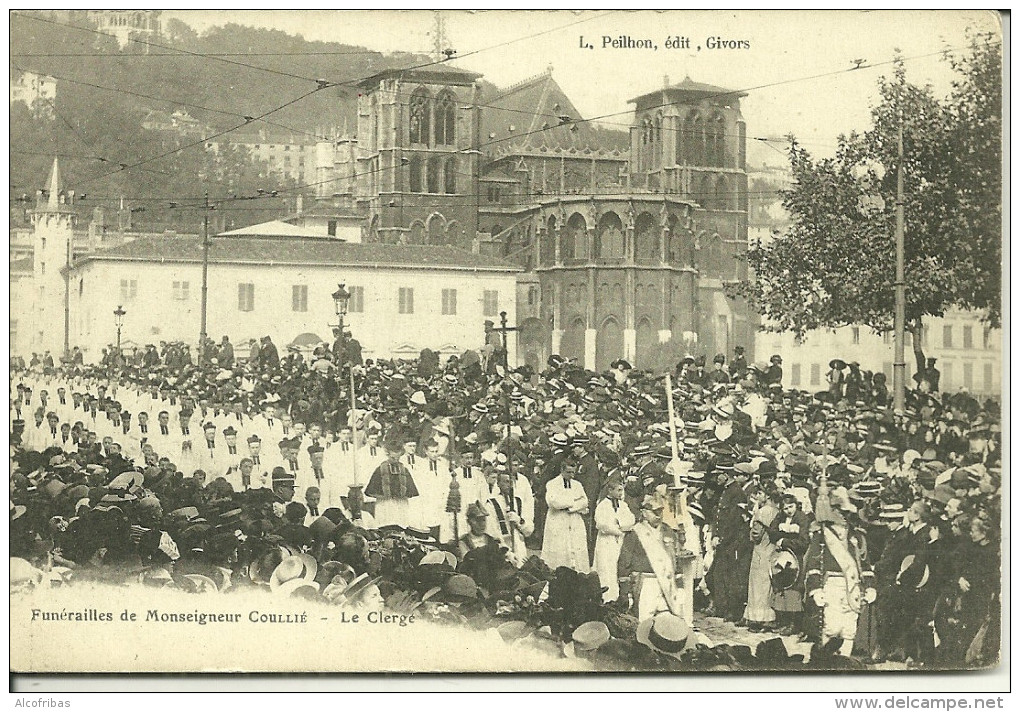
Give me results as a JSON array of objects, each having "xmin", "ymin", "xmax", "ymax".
[{"xmin": 355, "ymin": 65, "xmax": 482, "ymax": 247}]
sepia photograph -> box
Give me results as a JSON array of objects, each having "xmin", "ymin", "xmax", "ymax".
[{"xmin": 7, "ymin": 8, "xmax": 1006, "ymax": 686}]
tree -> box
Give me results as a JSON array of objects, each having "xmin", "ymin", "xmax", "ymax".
[{"xmin": 729, "ymin": 36, "xmax": 1002, "ymax": 355}]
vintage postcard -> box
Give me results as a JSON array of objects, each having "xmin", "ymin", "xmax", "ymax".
[{"xmin": 9, "ymin": 9, "xmax": 1005, "ymax": 680}]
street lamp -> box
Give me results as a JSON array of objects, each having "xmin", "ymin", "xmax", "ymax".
[
  {"xmin": 113, "ymin": 305, "xmax": 126, "ymax": 360},
  {"xmin": 330, "ymin": 282, "xmax": 362, "ymax": 521},
  {"xmin": 332, "ymin": 283, "xmax": 351, "ymax": 324}
]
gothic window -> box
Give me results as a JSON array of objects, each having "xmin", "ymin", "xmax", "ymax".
[
  {"xmin": 427, "ymin": 156, "xmax": 442, "ymax": 193},
  {"xmin": 435, "ymin": 91, "xmax": 456, "ymax": 146},
  {"xmin": 563, "ymin": 213, "xmax": 587, "ymax": 262},
  {"xmin": 715, "ymin": 174, "xmax": 729, "ymax": 211},
  {"xmin": 443, "ymin": 157, "xmax": 456, "ymax": 194},
  {"xmin": 542, "ymin": 215, "xmax": 557, "ymax": 266},
  {"xmin": 683, "ymin": 112, "xmax": 704, "ymax": 166},
  {"xmin": 595, "ymin": 212, "xmax": 625, "ymax": 260},
  {"xmin": 634, "ymin": 212, "xmax": 659, "ymax": 263},
  {"xmin": 409, "ymin": 88, "xmax": 432, "ymax": 146},
  {"xmin": 409, "ymin": 155, "xmax": 424, "ymax": 193},
  {"xmin": 707, "ymin": 113, "xmax": 725, "ymax": 167}
]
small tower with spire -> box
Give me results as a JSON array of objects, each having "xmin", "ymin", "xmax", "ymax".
[{"xmin": 29, "ymin": 158, "xmax": 76, "ymax": 356}]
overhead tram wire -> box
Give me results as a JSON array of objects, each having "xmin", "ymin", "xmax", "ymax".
[
  {"xmin": 74, "ymin": 85, "xmax": 329, "ymax": 187},
  {"xmin": 12, "ymin": 49, "xmax": 433, "ymax": 57},
  {"xmin": 457, "ymin": 37, "xmax": 1006, "ymax": 157},
  {"xmin": 171, "ymin": 35, "xmax": 998, "ymax": 211},
  {"xmin": 12, "ymin": 12, "xmax": 331, "ymax": 84},
  {"xmin": 9, "ymin": 64, "xmax": 338, "ymax": 144},
  {"xmin": 35, "ymin": 11, "xmax": 618, "ymax": 191},
  {"xmin": 316, "ymin": 37, "xmax": 999, "ymax": 147},
  {"xmin": 26, "ymin": 93, "xmax": 175, "ymax": 181}
]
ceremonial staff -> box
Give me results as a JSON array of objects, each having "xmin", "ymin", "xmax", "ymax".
[{"xmin": 663, "ymin": 373, "xmax": 696, "ymax": 623}]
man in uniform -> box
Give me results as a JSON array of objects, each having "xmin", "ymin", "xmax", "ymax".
[
  {"xmin": 617, "ymin": 494, "xmax": 683, "ymax": 621},
  {"xmin": 804, "ymin": 485, "xmax": 877, "ymax": 657}
]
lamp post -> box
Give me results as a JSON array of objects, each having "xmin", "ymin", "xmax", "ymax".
[
  {"xmin": 331, "ymin": 283, "xmax": 351, "ymax": 333},
  {"xmin": 330, "ymin": 283, "xmax": 361, "ymax": 520},
  {"xmin": 113, "ymin": 305, "xmax": 126, "ymax": 364}
]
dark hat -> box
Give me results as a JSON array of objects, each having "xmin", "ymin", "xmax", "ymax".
[
  {"xmin": 770, "ymin": 550, "xmax": 800, "ymax": 591},
  {"xmin": 271, "ymin": 467, "xmax": 295, "ymax": 486},
  {"xmin": 223, "ymin": 426, "xmax": 237, "ymax": 437},
  {"xmin": 771, "ymin": 354, "xmax": 783, "ymax": 364},
  {"xmin": 465, "ymin": 501, "xmax": 488, "ymax": 519},
  {"xmin": 896, "ymin": 554, "xmax": 930, "ymax": 589}
]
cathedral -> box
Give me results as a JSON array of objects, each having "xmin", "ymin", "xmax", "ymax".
[{"xmin": 322, "ymin": 64, "xmax": 755, "ymax": 372}]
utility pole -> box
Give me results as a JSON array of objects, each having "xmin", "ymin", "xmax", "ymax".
[
  {"xmin": 199, "ymin": 191, "xmax": 210, "ymax": 366},
  {"xmin": 893, "ymin": 118, "xmax": 907, "ymax": 410}
]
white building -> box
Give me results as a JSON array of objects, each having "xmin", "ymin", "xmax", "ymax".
[
  {"xmin": 10, "ymin": 71, "xmax": 56, "ymax": 119},
  {"xmin": 745, "ymin": 145, "xmax": 1002, "ymax": 399},
  {"xmin": 760, "ymin": 316, "xmax": 1002, "ymax": 398},
  {"xmin": 85, "ymin": 10, "xmax": 161, "ymax": 49},
  {"xmin": 64, "ymin": 229, "xmax": 520, "ymax": 364},
  {"xmin": 207, "ymin": 129, "xmax": 317, "ymax": 187}
]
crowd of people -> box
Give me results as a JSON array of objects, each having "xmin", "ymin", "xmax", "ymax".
[{"xmin": 9, "ymin": 335, "xmax": 1001, "ymax": 670}]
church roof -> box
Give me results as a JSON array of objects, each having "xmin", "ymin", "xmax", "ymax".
[
  {"xmin": 357, "ymin": 63, "xmax": 481, "ymax": 89},
  {"xmin": 74, "ymin": 236, "xmax": 520, "ymax": 273},
  {"xmin": 628, "ymin": 76, "xmax": 747, "ymax": 105},
  {"xmin": 481, "ymin": 70, "xmax": 623, "ymax": 154}
]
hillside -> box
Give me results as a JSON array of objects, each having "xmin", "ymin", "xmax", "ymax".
[{"xmin": 10, "ymin": 11, "xmax": 431, "ymax": 231}]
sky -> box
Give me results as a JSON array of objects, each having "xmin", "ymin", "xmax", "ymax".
[{"xmin": 169, "ymin": 10, "xmax": 1001, "ymax": 165}]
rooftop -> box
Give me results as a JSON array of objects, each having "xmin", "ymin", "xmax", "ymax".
[
  {"xmin": 357, "ymin": 63, "xmax": 482, "ymax": 89},
  {"xmin": 11, "ymin": 257, "xmax": 34, "ymax": 273},
  {"xmin": 73, "ymin": 235, "xmax": 521, "ymax": 272},
  {"xmin": 481, "ymin": 70, "xmax": 611, "ymax": 153},
  {"xmin": 628, "ymin": 76, "xmax": 747, "ymax": 105}
]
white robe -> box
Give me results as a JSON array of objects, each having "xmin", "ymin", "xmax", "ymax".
[
  {"xmin": 594, "ymin": 497, "xmax": 636, "ymax": 602},
  {"xmin": 541, "ymin": 477, "xmax": 590, "ymax": 573},
  {"xmin": 414, "ymin": 457, "xmax": 450, "ymax": 529}
]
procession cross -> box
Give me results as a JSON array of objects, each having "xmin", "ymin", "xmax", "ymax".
[{"xmin": 485, "ymin": 311, "xmax": 519, "ymax": 370}]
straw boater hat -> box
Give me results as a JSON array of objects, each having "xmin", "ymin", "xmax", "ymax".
[
  {"xmin": 636, "ymin": 613, "xmax": 698, "ymax": 658},
  {"xmin": 269, "ymin": 554, "xmax": 318, "ymax": 592}
]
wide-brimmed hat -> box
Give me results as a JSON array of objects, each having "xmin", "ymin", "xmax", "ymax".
[
  {"xmin": 419, "ymin": 549, "xmax": 458, "ymax": 569},
  {"xmin": 878, "ymin": 502, "xmax": 906, "ymax": 520},
  {"xmin": 108, "ymin": 471, "xmax": 144, "ymax": 491},
  {"xmin": 179, "ymin": 574, "xmax": 219, "ymax": 594},
  {"xmin": 770, "ymin": 550, "xmax": 800, "ymax": 591},
  {"xmin": 338, "ymin": 573, "xmax": 382, "ymax": 604},
  {"xmin": 269, "ymin": 554, "xmax": 318, "ymax": 592},
  {"xmin": 636, "ymin": 613, "xmax": 697, "ymax": 658},
  {"xmin": 896, "ymin": 554, "xmax": 930, "ymax": 589},
  {"xmin": 275, "ymin": 578, "xmax": 321, "ymax": 598},
  {"xmin": 829, "ymin": 359, "xmax": 847, "ymax": 370}
]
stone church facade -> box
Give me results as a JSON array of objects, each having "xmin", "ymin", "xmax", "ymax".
[{"xmin": 328, "ymin": 67, "xmax": 755, "ymax": 372}]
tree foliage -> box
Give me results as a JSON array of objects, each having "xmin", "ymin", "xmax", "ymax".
[
  {"xmin": 729, "ymin": 35, "xmax": 1002, "ymax": 341},
  {"xmin": 10, "ymin": 12, "xmax": 429, "ymax": 232}
]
